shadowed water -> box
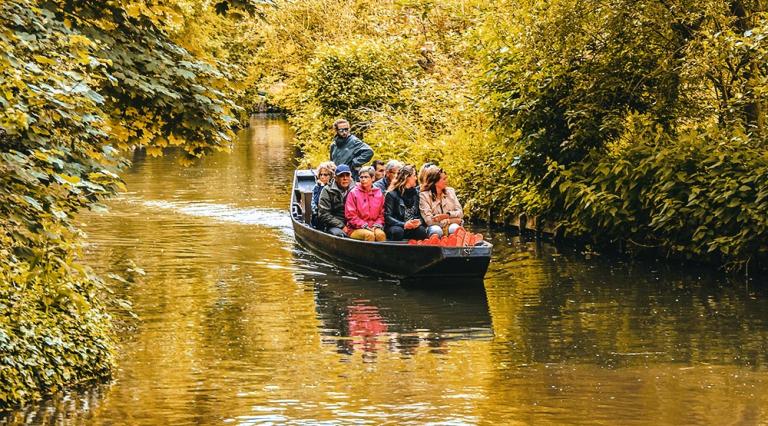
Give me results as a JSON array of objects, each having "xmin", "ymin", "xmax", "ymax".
[{"xmin": 2, "ymin": 116, "xmax": 768, "ymax": 425}]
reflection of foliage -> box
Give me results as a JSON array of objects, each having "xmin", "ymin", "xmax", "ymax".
[{"xmin": 0, "ymin": 0, "xmax": 241, "ymax": 407}]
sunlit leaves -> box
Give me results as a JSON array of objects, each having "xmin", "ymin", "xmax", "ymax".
[{"xmin": 1, "ymin": 0, "xmax": 244, "ymax": 407}]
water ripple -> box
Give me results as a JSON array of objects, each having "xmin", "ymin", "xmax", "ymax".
[{"xmin": 127, "ymin": 198, "xmax": 293, "ymax": 233}]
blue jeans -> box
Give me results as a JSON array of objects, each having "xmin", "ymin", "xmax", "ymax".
[
  {"xmin": 386, "ymin": 225, "xmax": 428, "ymax": 241},
  {"xmin": 326, "ymin": 227, "xmax": 347, "ymax": 238},
  {"xmin": 426, "ymin": 223, "xmax": 460, "ymax": 237}
]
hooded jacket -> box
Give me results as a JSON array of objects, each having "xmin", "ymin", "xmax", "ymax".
[
  {"xmin": 330, "ymin": 134, "xmax": 373, "ymax": 179},
  {"xmin": 344, "ymin": 183, "xmax": 385, "ymax": 230},
  {"xmin": 317, "ymin": 179, "xmax": 352, "ymax": 230}
]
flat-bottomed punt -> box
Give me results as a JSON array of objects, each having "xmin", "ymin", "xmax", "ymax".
[{"xmin": 290, "ymin": 170, "xmax": 492, "ymax": 281}]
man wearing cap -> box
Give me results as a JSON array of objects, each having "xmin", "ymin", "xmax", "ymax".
[
  {"xmin": 317, "ymin": 164, "xmax": 354, "ymax": 237},
  {"xmin": 330, "ymin": 119, "xmax": 374, "ymax": 181}
]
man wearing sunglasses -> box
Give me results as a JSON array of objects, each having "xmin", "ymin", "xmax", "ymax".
[{"xmin": 330, "ymin": 119, "xmax": 374, "ymax": 181}]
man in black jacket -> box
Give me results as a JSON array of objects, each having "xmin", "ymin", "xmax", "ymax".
[{"xmin": 317, "ymin": 164, "xmax": 353, "ymax": 237}]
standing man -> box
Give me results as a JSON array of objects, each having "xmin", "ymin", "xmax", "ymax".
[{"xmin": 330, "ymin": 119, "xmax": 373, "ymax": 181}]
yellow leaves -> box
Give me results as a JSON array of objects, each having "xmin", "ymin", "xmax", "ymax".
[
  {"xmin": 107, "ymin": 120, "xmax": 131, "ymax": 145},
  {"xmin": 75, "ymin": 50, "xmax": 92, "ymax": 66},
  {"xmin": 33, "ymin": 55, "xmax": 57, "ymax": 66},
  {"xmin": 1, "ymin": 109, "xmax": 30, "ymax": 132},
  {"xmin": 68, "ymin": 35, "xmax": 94, "ymax": 48},
  {"xmin": 56, "ymin": 174, "xmax": 81, "ymax": 185},
  {"xmin": 125, "ymin": 3, "xmax": 143, "ymax": 19},
  {"xmin": 167, "ymin": 133, "xmax": 185, "ymax": 146},
  {"xmin": 145, "ymin": 146, "xmax": 163, "ymax": 157}
]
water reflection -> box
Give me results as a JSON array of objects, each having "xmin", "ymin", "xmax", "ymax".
[
  {"xmin": 292, "ymin": 248, "xmax": 493, "ymax": 360},
  {"xmin": 3, "ymin": 116, "xmax": 768, "ymax": 425}
]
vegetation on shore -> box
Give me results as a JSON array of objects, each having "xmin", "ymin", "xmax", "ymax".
[
  {"xmin": 0, "ymin": 0, "xmax": 248, "ymax": 408},
  {"xmin": 3, "ymin": 0, "xmax": 768, "ymax": 410},
  {"xmin": 253, "ymin": 0, "xmax": 768, "ymax": 268}
]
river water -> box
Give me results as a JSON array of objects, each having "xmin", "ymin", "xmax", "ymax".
[{"xmin": 3, "ymin": 116, "xmax": 768, "ymax": 425}]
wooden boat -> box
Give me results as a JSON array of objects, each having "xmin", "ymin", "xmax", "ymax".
[{"xmin": 290, "ymin": 169, "xmax": 492, "ymax": 281}]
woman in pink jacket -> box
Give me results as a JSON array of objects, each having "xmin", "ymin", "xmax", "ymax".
[{"xmin": 344, "ymin": 166, "xmax": 386, "ymax": 241}]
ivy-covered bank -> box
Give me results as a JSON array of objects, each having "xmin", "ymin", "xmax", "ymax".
[
  {"xmin": 0, "ymin": 0, "xmax": 249, "ymax": 408},
  {"xmin": 253, "ymin": 0, "xmax": 768, "ymax": 269}
]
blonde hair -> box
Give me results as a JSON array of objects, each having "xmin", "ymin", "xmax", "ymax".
[
  {"xmin": 418, "ymin": 162, "xmax": 435, "ymax": 188},
  {"xmin": 316, "ymin": 161, "xmax": 336, "ymax": 176}
]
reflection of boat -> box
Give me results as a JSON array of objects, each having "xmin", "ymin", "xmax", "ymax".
[
  {"xmin": 292, "ymin": 258, "xmax": 493, "ymax": 355},
  {"xmin": 290, "ymin": 170, "xmax": 492, "ymax": 281}
]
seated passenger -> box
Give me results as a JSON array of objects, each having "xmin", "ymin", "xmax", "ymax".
[
  {"xmin": 344, "ymin": 166, "xmax": 386, "ymax": 241},
  {"xmin": 418, "ymin": 162, "xmax": 434, "ymax": 189},
  {"xmin": 384, "ymin": 165, "xmax": 428, "ymax": 241},
  {"xmin": 373, "ymin": 160, "xmax": 403, "ymax": 194},
  {"xmin": 371, "ymin": 159, "xmax": 386, "ymax": 182},
  {"xmin": 317, "ymin": 164, "xmax": 353, "ymax": 237},
  {"xmin": 419, "ymin": 165, "xmax": 464, "ymax": 238},
  {"xmin": 311, "ymin": 161, "xmax": 336, "ymax": 228}
]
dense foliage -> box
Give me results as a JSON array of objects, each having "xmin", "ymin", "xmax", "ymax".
[
  {"xmin": 6, "ymin": 0, "xmax": 768, "ymax": 410},
  {"xmin": 0, "ymin": 0, "xmax": 245, "ymax": 407},
  {"xmin": 255, "ymin": 0, "xmax": 768, "ymax": 268},
  {"xmin": 475, "ymin": 0, "xmax": 768, "ymax": 266}
]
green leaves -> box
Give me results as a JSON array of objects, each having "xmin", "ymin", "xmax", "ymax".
[{"xmin": 1, "ymin": 0, "xmax": 245, "ymax": 408}]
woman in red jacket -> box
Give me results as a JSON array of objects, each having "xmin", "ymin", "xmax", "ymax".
[{"xmin": 344, "ymin": 166, "xmax": 386, "ymax": 241}]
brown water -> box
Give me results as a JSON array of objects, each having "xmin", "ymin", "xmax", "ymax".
[{"xmin": 3, "ymin": 116, "xmax": 768, "ymax": 425}]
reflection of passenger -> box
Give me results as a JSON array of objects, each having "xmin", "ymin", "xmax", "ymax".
[
  {"xmin": 347, "ymin": 304, "xmax": 388, "ymax": 355},
  {"xmin": 317, "ymin": 164, "xmax": 353, "ymax": 237}
]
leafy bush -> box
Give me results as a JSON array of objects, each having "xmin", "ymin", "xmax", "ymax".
[
  {"xmin": 281, "ymin": 38, "xmax": 419, "ymax": 167},
  {"xmin": 0, "ymin": 237, "xmax": 114, "ymax": 406},
  {"xmin": 551, "ymin": 118, "xmax": 768, "ymax": 267},
  {"xmin": 1, "ymin": 0, "xmax": 242, "ymax": 407}
]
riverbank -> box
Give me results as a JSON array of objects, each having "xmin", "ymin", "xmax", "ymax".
[
  {"xmin": 4, "ymin": 117, "xmax": 768, "ymax": 424},
  {"xmin": 252, "ymin": 0, "xmax": 768, "ymax": 272}
]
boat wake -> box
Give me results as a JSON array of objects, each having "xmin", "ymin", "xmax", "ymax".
[{"xmin": 129, "ymin": 198, "xmax": 293, "ymax": 234}]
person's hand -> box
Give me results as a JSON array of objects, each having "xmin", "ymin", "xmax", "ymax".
[
  {"xmin": 372, "ymin": 224, "xmax": 383, "ymax": 230},
  {"xmin": 435, "ymin": 213, "xmax": 450, "ymax": 221},
  {"xmin": 404, "ymin": 219, "xmax": 420, "ymax": 230}
]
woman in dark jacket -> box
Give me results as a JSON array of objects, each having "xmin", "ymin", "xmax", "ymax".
[
  {"xmin": 384, "ymin": 165, "xmax": 428, "ymax": 241},
  {"xmin": 311, "ymin": 161, "xmax": 336, "ymax": 228}
]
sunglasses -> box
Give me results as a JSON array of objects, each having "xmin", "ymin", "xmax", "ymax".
[{"xmin": 337, "ymin": 127, "xmax": 350, "ymax": 132}]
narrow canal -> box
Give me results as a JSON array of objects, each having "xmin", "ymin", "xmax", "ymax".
[{"xmin": 4, "ymin": 116, "xmax": 768, "ymax": 424}]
